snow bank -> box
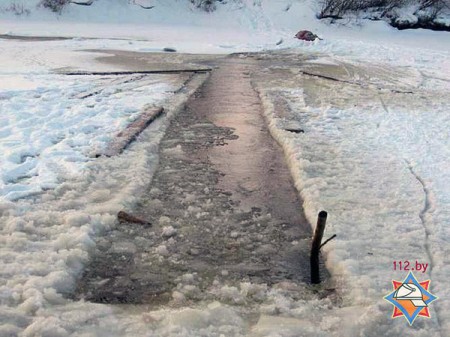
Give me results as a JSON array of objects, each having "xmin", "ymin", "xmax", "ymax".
[
  {"xmin": 254, "ymin": 50, "xmax": 450, "ymax": 335},
  {"xmin": 0, "ymin": 34, "xmax": 210, "ymax": 335},
  {"xmin": 0, "ymin": 72, "xmax": 209, "ymax": 334},
  {"xmin": 1, "ymin": 0, "xmax": 450, "ymax": 54},
  {"xmin": 0, "ymin": 72, "xmax": 178, "ymax": 201}
]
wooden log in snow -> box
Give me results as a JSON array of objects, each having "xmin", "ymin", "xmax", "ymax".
[
  {"xmin": 65, "ymin": 69, "xmax": 212, "ymax": 76},
  {"xmin": 102, "ymin": 106, "xmax": 164, "ymax": 157}
]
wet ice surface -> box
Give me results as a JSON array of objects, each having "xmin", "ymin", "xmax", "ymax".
[{"xmin": 76, "ymin": 57, "xmax": 315, "ymax": 305}]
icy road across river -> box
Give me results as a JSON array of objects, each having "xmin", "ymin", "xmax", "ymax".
[
  {"xmin": 76, "ymin": 56, "xmax": 313, "ymax": 305},
  {"xmin": 0, "ymin": 46, "xmax": 449, "ymax": 336}
]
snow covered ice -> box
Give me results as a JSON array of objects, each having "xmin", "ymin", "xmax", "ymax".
[
  {"xmin": 0, "ymin": 0, "xmax": 450, "ymax": 336},
  {"xmin": 254, "ymin": 50, "xmax": 450, "ymax": 335},
  {"xmin": 0, "ymin": 72, "xmax": 180, "ymax": 201}
]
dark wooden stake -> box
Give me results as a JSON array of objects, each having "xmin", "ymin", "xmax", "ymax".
[{"xmin": 311, "ymin": 211, "xmax": 328, "ymax": 284}]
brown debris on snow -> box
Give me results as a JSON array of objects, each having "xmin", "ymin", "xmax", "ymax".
[
  {"xmin": 117, "ymin": 211, "xmax": 151, "ymax": 226},
  {"xmin": 295, "ymin": 30, "xmax": 322, "ymax": 41}
]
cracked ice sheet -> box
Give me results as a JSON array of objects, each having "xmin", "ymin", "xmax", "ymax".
[{"xmin": 254, "ymin": 59, "xmax": 450, "ymax": 336}]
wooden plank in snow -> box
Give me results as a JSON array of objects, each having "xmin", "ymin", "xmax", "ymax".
[
  {"xmin": 102, "ymin": 106, "xmax": 164, "ymax": 157},
  {"xmin": 65, "ymin": 69, "xmax": 212, "ymax": 76}
]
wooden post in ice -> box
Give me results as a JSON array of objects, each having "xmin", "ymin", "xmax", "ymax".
[{"xmin": 310, "ymin": 211, "xmax": 327, "ymax": 284}]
